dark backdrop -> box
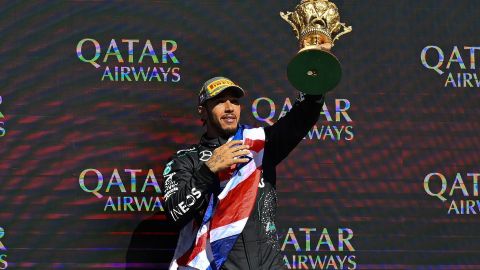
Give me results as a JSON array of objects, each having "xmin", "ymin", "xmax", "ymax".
[{"xmin": 1, "ymin": 1, "xmax": 480, "ymax": 269}]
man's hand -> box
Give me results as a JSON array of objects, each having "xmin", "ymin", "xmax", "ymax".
[{"xmin": 205, "ymin": 140, "xmax": 250, "ymax": 173}]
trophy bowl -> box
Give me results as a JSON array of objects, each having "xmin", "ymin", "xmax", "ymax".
[
  {"xmin": 287, "ymin": 48, "xmax": 341, "ymax": 95},
  {"xmin": 281, "ymin": 0, "xmax": 352, "ymax": 95}
]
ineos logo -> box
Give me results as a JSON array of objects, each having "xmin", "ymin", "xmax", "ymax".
[{"xmin": 199, "ymin": 150, "xmax": 212, "ymax": 162}]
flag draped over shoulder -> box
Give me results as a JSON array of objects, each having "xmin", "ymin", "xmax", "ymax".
[{"xmin": 169, "ymin": 125, "xmax": 265, "ymax": 270}]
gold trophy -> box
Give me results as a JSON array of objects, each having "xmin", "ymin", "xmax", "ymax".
[{"xmin": 280, "ymin": 0, "xmax": 352, "ymax": 94}]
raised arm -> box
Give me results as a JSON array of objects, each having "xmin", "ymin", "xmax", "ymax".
[{"xmin": 263, "ymin": 93, "xmax": 325, "ymax": 167}]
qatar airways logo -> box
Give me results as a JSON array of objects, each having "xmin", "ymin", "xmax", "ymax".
[
  {"xmin": 76, "ymin": 38, "xmax": 181, "ymax": 83},
  {"xmin": 0, "ymin": 96, "xmax": 5, "ymax": 138},
  {"xmin": 421, "ymin": 45, "xmax": 480, "ymax": 88},
  {"xmin": 0, "ymin": 227, "xmax": 8, "ymax": 269},
  {"xmin": 424, "ymin": 172, "xmax": 480, "ymax": 215},
  {"xmin": 281, "ymin": 227, "xmax": 356, "ymax": 270},
  {"xmin": 252, "ymin": 97, "xmax": 354, "ymax": 141},
  {"xmin": 79, "ymin": 168, "xmax": 164, "ymax": 212}
]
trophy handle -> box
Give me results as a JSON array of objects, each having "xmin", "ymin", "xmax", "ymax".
[
  {"xmin": 331, "ymin": 23, "xmax": 352, "ymax": 44},
  {"xmin": 280, "ymin": 11, "xmax": 300, "ymax": 39}
]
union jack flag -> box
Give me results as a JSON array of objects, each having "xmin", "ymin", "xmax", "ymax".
[{"xmin": 169, "ymin": 125, "xmax": 265, "ymax": 270}]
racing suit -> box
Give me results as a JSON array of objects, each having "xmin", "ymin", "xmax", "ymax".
[{"xmin": 162, "ymin": 93, "xmax": 324, "ymax": 269}]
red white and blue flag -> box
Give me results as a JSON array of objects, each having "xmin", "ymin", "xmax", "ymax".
[{"xmin": 169, "ymin": 125, "xmax": 265, "ymax": 270}]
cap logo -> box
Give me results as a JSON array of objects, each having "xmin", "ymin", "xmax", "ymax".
[{"xmin": 207, "ymin": 79, "xmax": 236, "ymax": 96}]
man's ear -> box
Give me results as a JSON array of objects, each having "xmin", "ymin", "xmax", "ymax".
[{"xmin": 198, "ymin": 105, "xmax": 206, "ymax": 121}]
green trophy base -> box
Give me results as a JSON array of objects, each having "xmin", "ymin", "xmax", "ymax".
[{"xmin": 287, "ymin": 49, "xmax": 342, "ymax": 95}]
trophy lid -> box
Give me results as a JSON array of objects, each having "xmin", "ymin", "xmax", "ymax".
[{"xmin": 280, "ymin": 0, "xmax": 352, "ymax": 47}]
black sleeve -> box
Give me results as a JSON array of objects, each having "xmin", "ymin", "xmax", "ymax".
[
  {"xmin": 161, "ymin": 152, "xmax": 219, "ymax": 227},
  {"xmin": 263, "ymin": 92, "xmax": 325, "ymax": 167}
]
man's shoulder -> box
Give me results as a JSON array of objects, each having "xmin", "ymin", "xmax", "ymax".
[
  {"xmin": 164, "ymin": 144, "xmax": 200, "ymax": 174},
  {"xmin": 167, "ymin": 144, "xmax": 200, "ymax": 163}
]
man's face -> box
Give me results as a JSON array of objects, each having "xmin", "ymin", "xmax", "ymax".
[{"xmin": 202, "ymin": 89, "xmax": 241, "ymax": 138}]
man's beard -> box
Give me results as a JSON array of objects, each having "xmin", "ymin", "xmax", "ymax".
[
  {"xmin": 219, "ymin": 126, "xmax": 237, "ymax": 138},
  {"xmin": 207, "ymin": 112, "xmax": 238, "ymax": 138},
  {"xmin": 213, "ymin": 120, "xmax": 237, "ymax": 138}
]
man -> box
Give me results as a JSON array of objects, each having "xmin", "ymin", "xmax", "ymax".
[{"xmin": 162, "ymin": 76, "xmax": 324, "ymax": 270}]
